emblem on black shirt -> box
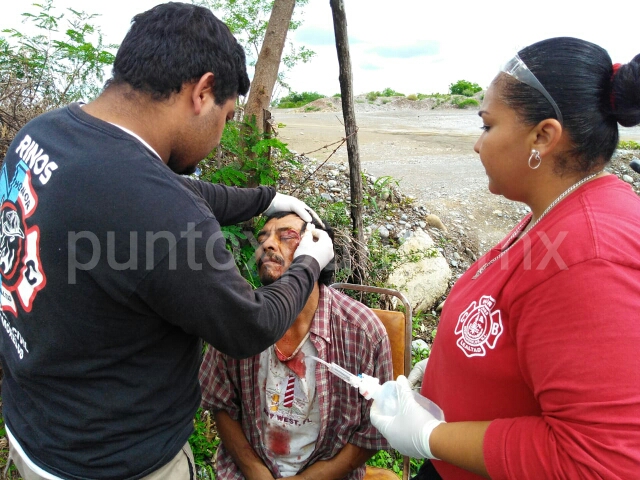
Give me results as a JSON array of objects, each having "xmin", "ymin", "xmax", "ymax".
[{"xmin": 0, "ymin": 161, "xmax": 46, "ymax": 315}]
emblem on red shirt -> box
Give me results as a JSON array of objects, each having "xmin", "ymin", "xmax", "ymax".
[{"xmin": 455, "ymin": 295, "xmax": 503, "ymax": 357}]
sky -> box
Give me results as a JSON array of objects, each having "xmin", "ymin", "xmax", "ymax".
[{"xmin": 2, "ymin": 0, "xmax": 639, "ymax": 98}]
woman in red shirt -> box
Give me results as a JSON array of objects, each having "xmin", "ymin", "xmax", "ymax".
[{"xmin": 369, "ymin": 37, "xmax": 640, "ymax": 480}]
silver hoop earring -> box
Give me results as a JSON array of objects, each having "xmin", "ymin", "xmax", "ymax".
[{"xmin": 528, "ymin": 149, "xmax": 542, "ymax": 169}]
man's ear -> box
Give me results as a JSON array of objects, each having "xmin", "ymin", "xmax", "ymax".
[
  {"xmin": 531, "ymin": 118, "xmax": 563, "ymax": 157},
  {"xmin": 191, "ymin": 72, "xmax": 215, "ymax": 116}
]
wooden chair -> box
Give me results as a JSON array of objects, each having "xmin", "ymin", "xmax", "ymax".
[{"xmin": 331, "ymin": 283, "xmax": 413, "ymax": 480}]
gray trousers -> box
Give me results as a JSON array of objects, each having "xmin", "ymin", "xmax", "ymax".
[{"xmin": 4, "ymin": 439, "xmax": 195, "ymax": 480}]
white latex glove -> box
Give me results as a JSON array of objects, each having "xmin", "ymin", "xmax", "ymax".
[
  {"xmin": 408, "ymin": 358, "xmax": 428, "ymax": 392},
  {"xmin": 263, "ymin": 193, "xmax": 324, "ymax": 227},
  {"xmin": 369, "ymin": 375, "xmax": 445, "ymax": 460},
  {"xmin": 293, "ymin": 224, "xmax": 334, "ymax": 271}
]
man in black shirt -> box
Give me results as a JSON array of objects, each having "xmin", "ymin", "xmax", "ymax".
[{"xmin": 0, "ymin": 3, "xmax": 333, "ymax": 479}]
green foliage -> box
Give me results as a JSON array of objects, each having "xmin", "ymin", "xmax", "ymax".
[
  {"xmin": 366, "ymin": 91, "xmax": 379, "ymax": 101},
  {"xmin": 304, "ymin": 105, "xmax": 321, "ymax": 112},
  {"xmin": 365, "ymin": 88, "xmax": 405, "ymax": 102},
  {"xmin": 366, "ymin": 449, "xmax": 424, "ymax": 477},
  {"xmin": 0, "ymin": 0, "xmax": 116, "ymax": 105},
  {"xmin": 618, "ymin": 140, "xmax": 640, "ymax": 150},
  {"xmin": 406, "ymin": 94, "xmax": 418, "ymax": 101},
  {"xmin": 0, "ymin": 1, "xmax": 117, "ymax": 158},
  {"xmin": 332, "ymin": 93, "xmax": 341, "ymax": 98},
  {"xmin": 276, "ymin": 91, "xmax": 324, "ymax": 108},
  {"xmin": 449, "ymin": 79, "xmax": 482, "ymax": 97},
  {"xmin": 188, "ymin": 408, "xmax": 219, "ymax": 478},
  {"xmin": 452, "ymin": 97, "xmax": 480, "ymax": 109},
  {"xmin": 197, "ymin": 0, "xmax": 315, "ymax": 89},
  {"xmin": 381, "ymin": 87, "xmax": 404, "ymax": 97}
]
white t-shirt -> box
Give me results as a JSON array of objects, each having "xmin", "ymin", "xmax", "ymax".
[{"xmin": 258, "ymin": 339, "xmax": 320, "ymax": 476}]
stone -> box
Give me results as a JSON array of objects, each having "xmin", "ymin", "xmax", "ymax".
[
  {"xmin": 387, "ymin": 230, "xmax": 452, "ymax": 313},
  {"xmin": 411, "ymin": 339, "xmax": 429, "ymax": 354},
  {"xmin": 377, "ymin": 226, "xmax": 390, "ymax": 239},
  {"xmin": 425, "ymin": 214, "xmax": 447, "ymax": 233}
]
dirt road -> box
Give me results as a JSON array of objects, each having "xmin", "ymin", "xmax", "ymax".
[{"xmin": 272, "ymin": 108, "xmax": 509, "ymax": 252}]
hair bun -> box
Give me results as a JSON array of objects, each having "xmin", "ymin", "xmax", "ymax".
[{"xmin": 612, "ymin": 54, "xmax": 640, "ymax": 127}]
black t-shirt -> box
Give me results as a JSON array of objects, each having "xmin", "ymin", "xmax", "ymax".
[{"xmin": 0, "ymin": 103, "xmax": 319, "ymax": 479}]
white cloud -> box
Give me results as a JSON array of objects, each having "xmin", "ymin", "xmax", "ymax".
[{"xmin": 1, "ymin": 0, "xmax": 637, "ymax": 98}]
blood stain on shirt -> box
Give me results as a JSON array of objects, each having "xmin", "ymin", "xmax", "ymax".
[
  {"xmin": 284, "ymin": 350, "xmax": 307, "ymax": 378},
  {"xmin": 267, "ymin": 426, "xmax": 291, "ymax": 455}
]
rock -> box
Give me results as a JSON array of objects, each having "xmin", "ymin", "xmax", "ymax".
[
  {"xmin": 622, "ymin": 174, "xmax": 634, "ymax": 184},
  {"xmin": 425, "ymin": 213, "xmax": 447, "ymax": 233},
  {"xmin": 377, "ymin": 226, "xmax": 390, "ymax": 239},
  {"xmin": 387, "ymin": 230, "xmax": 452, "ymax": 313},
  {"xmin": 411, "ymin": 339, "xmax": 430, "ymax": 354}
]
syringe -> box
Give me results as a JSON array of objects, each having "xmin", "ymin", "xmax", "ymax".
[
  {"xmin": 308, "ymin": 355, "xmax": 362, "ymax": 388},
  {"xmin": 308, "ymin": 355, "xmax": 445, "ymax": 420},
  {"xmin": 308, "ymin": 355, "xmax": 382, "ymax": 399}
]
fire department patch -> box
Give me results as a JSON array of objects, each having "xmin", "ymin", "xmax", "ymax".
[{"xmin": 454, "ymin": 295, "xmax": 503, "ymax": 358}]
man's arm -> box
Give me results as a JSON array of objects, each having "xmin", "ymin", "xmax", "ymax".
[
  {"xmin": 289, "ymin": 444, "xmax": 377, "ymax": 480},
  {"xmin": 214, "ymin": 410, "xmax": 276, "ymax": 480},
  {"xmin": 177, "ymin": 178, "xmax": 275, "ymax": 226}
]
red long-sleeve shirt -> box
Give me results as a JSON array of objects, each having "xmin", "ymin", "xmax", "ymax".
[{"xmin": 424, "ymin": 175, "xmax": 640, "ymax": 479}]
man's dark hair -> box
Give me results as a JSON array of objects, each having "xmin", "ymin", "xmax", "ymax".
[
  {"xmin": 497, "ymin": 37, "xmax": 640, "ymax": 174},
  {"xmin": 262, "ymin": 211, "xmax": 335, "ymax": 286},
  {"xmin": 107, "ymin": 2, "xmax": 250, "ymax": 104}
]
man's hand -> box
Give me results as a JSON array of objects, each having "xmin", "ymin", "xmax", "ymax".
[
  {"xmin": 263, "ymin": 193, "xmax": 324, "ymax": 227},
  {"xmin": 408, "ymin": 358, "xmax": 428, "ymax": 392},
  {"xmin": 293, "ymin": 224, "xmax": 334, "ymax": 270},
  {"xmin": 369, "ymin": 375, "xmax": 445, "ymax": 460}
]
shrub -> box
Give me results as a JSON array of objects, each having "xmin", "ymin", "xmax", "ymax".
[
  {"xmin": 406, "ymin": 94, "xmax": 418, "ymax": 101},
  {"xmin": 618, "ymin": 140, "xmax": 640, "ymax": 150},
  {"xmin": 381, "ymin": 87, "xmax": 404, "ymax": 97},
  {"xmin": 454, "ymin": 98, "xmax": 479, "ymax": 109},
  {"xmin": 0, "ymin": 1, "xmax": 116, "ymax": 161},
  {"xmin": 449, "ymin": 80, "xmax": 482, "ymax": 96},
  {"xmin": 366, "ymin": 91, "xmax": 380, "ymax": 101},
  {"xmin": 276, "ymin": 91, "xmax": 324, "ymax": 108}
]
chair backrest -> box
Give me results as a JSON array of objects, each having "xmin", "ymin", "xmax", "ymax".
[{"xmin": 330, "ymin": 283, "xmax": 412, "ymax": 480}]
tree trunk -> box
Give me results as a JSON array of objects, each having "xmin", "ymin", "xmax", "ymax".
[
  {"xmin": 330, "ymin": 0, "xmax": 366, "ymax": 284},
  {"xmin": 243, "ymin": 0, "xmax": 296, "ymax": 131}
]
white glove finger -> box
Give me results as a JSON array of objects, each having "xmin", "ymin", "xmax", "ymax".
[
  {"xmin": 293, "ymin": 201, "xmax": 312, "ymax": 223},
  {"xmin": 305, "ymin": 207, "xmax": 325, "ymax": 228},
  {"xmin": 407, "ymin": 358, "xmax": 428, "ymax": 390}
]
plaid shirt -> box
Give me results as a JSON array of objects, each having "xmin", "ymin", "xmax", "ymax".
[{"xmin": 199, "ymin": 284, "xmax": 393, "ymax": 480}]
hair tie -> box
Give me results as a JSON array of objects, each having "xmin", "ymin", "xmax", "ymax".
[
  {"xmin": 610, "ymin": 63, "xmax": 622, "ymax": 110},
  {"xmin": 612, "ymin": 63, "xmax": 622, "ymax": 76}
]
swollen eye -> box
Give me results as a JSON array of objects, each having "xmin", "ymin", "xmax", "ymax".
[{"xmin": 280, "ymin": 230, "xmax": 301, "ymax": 241}]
